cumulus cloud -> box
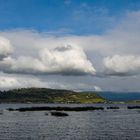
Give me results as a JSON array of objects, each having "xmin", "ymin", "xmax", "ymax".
[
  {"xmin": 0, "ymin": 44, "xmax": 96, "ymax": 75},
  {"xmin": 0, "ymin": 76, "xmax": 48, "ymax": 90},
  {"xmin": 103, "ymin": 55, "xmax": 140, "ymax": 76},
  {"xmin": 0, "ymin": 37, "xmax": 13, "ymax": 60},
  {"xmin": 0, "ymin": 11, "xmax": 140, "ymax": 78},
  {"xmin": 0, "ymin": 10, "xmax": 140, "ymax": 90}
]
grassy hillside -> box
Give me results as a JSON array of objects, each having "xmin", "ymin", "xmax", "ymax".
[{"xmin": 0, "ymin": 88, "xmax": 106, "ymax": 103}]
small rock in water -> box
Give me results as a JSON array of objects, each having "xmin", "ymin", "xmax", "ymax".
[
  {"xmin": 0, "ymin": 110, "xmax": 3, "ymax": 115},
  {"xmin": 45, "ymin": 113, "xmax": 48, "ymax": 115},
  {"xmin": 127, "ymin": 106, "xmax": 140, "ymax": 109},
  {"xmin": 51, "ymin": 111, "xmax": 69, "ymax": 117},
  {"xmin": 107, "ymin": 107, "xmax": 120, "ymax": 109}
]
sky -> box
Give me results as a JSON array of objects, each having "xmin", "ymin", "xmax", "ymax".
[{"xmin": 0, "ymin": 0, "xmax": 140, "ymax": 91}]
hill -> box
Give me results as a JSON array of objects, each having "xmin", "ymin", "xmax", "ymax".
[{"xmin": 0, "ymin": 88, "xmax": 106, "ymax": 103}]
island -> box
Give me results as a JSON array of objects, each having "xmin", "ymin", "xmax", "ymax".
[{"xmin": 0, "ymin": 88, "xmax": 106, "ymax": 103}]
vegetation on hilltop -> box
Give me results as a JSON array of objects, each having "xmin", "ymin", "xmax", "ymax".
[{"xmin": 0, "ymin": 88, "xmax": 106, "ymax": 103}]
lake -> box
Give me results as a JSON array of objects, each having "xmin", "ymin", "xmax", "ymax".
[{"xmin": 0, "ymin": 104, "xmax": 140, "ymax": 140}]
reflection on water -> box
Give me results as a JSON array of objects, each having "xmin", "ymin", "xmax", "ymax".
[{"xmin": 0, "ymin": 104, "xmax": 140, "ymax": 140}]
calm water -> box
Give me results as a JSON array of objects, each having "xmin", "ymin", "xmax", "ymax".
[
  {"xmin": 99, "ymin": 92, "xmax": 140, "ymax": 101},
  {"xmin": 0, "ymin": 104, "xmax": 140, "ymax": 140}
]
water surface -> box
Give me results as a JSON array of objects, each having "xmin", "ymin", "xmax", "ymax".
[{"xmin": 0, "ymin": 104, "xmax": 140, "ymax": 140}]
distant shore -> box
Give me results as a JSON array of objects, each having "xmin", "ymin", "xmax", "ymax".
[{"xmin": 0, "ymin": 88, "xmax": 140, "ymax": 104}]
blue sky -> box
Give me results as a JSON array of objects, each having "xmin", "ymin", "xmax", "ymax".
[
  {"xmin": 0, "ymin": 0, "xmax": 140, "ymax": 91},
  {"xmin": 0, "ymin": 0, "xmax": 140, "ymax": 35}
]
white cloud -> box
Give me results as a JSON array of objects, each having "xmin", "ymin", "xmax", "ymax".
[
  {"xmin": 0, "ymin": 10, "xmax": 140, "ymax": 58},
  {"xmin": 0, "ymin": 37, "xmax": 13, "ymax": 60},
  {"xmin": 103, "ymin": 55, "xmax": 140, "ymax": 76},
  {"xmin": 0, "ymin": 11, "xmax": 139, "ymax": 57},
  {"xmin": 93, "ymin": 85, "xmax": 102, "ymax": 91},
  {"xmin": 0, "ymin": 10, "xmax": 140, "ymax": 90},
  {"xmin": 0, "ymin": 75, "xmax": 48, "ymax": 90},
  {"xmin": 0, "ymin": 10, "xmax": 140, "ymax": 77},
  {"xmin": 40, "ymin": 44, "xmax": 96, "ymax": 75},
  {"xmin": 0, "ymin": 73, "xmax": 102, "ymax": 91},
  {"xmin": 0, "ymin": 44, "xmax": 96, "ymax": 75}
]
